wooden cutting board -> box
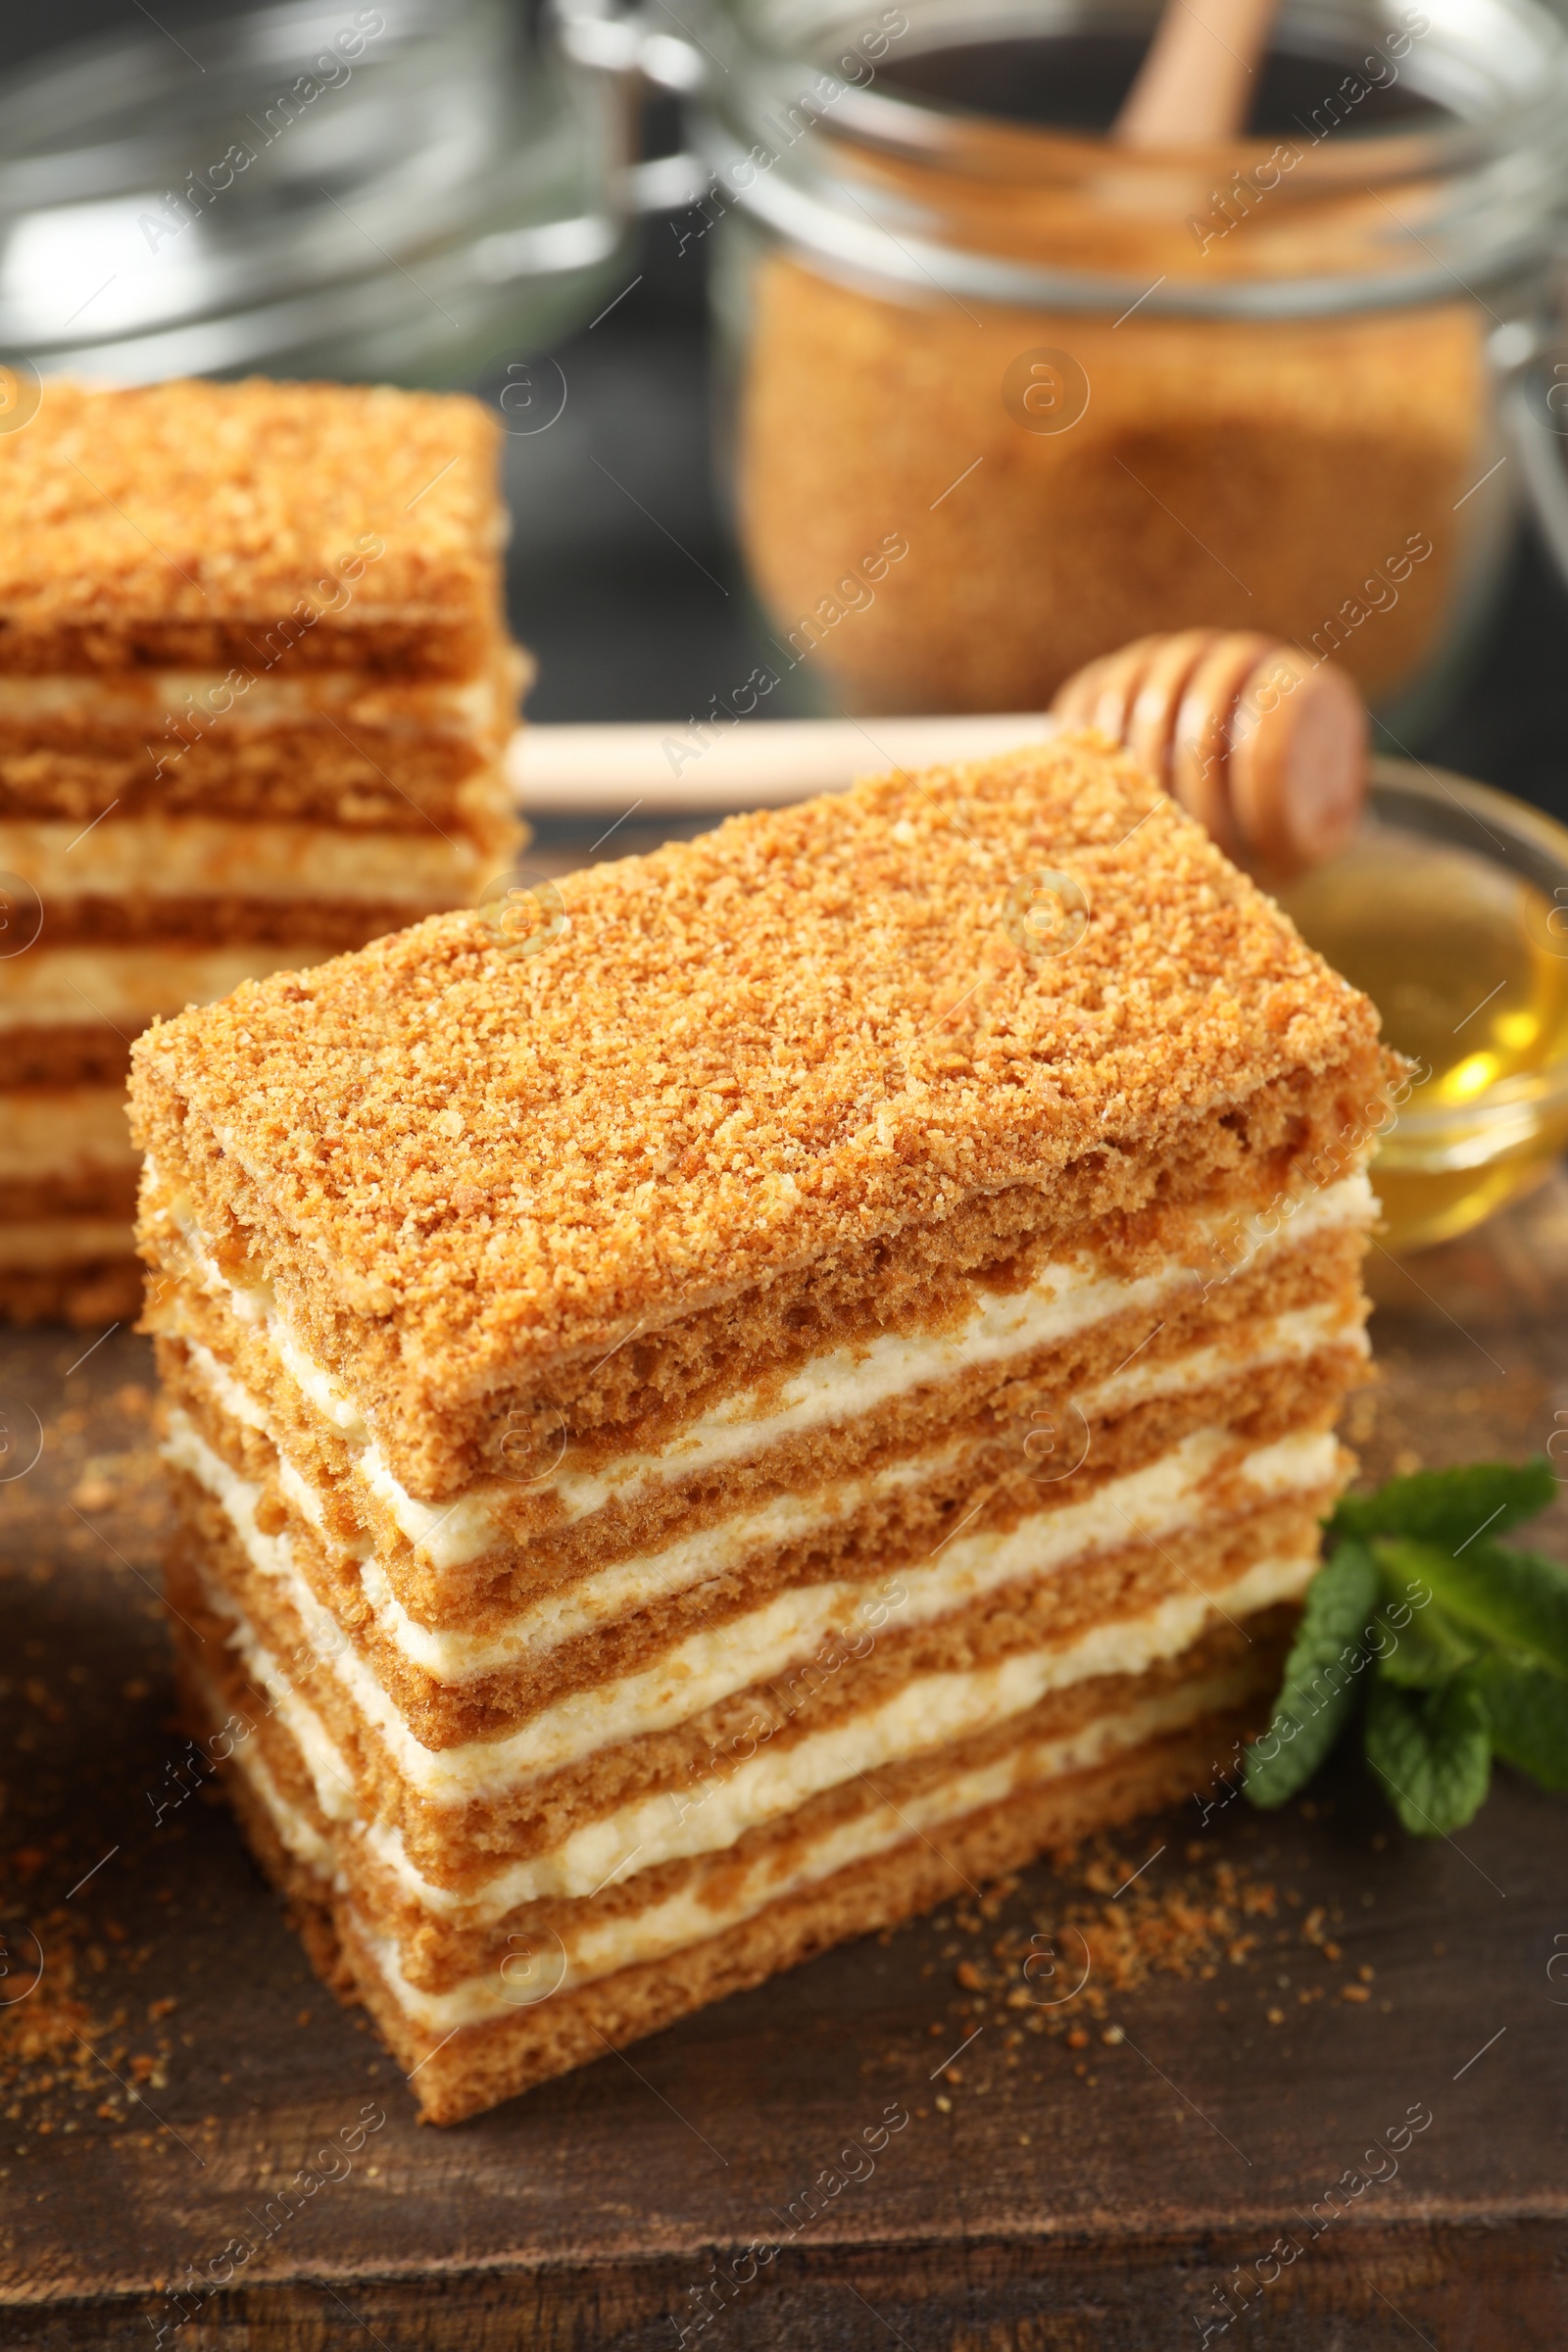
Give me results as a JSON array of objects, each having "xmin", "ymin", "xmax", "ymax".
[{"xmin": 2, "ymin": 1177, "xmax": 1566, "ymax": 2349}]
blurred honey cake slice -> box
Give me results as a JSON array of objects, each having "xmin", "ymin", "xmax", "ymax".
[
  {"xmin": 130, "ymin": 735, "xmax": 1390, "ymax": 2123},
  {"xmin": 0, "ymin": 377, "xmax": 525, "ymax": 1322}
]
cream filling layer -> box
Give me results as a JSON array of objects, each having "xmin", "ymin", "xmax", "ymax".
[
  {"xmin": 217, "ymin": 1659, "xmax": 1251, "ymax": 2014},
  {"xmin": 350, "ymin": 1663, "xmax": 1261, "ymax": 2029},
  {"xmin": 0, "ymin": 817, "xmax": 494, "ymax": 906},
  {"xmin": 385, "ymin": 1550, "xmax": 1315, "ymax": 1902},
  {"xmin": 216, "ymin": 1711, "xmax": 336, "ymax": 1879},
  {"xmin": 174, "ymin": 1329, "xmax": 1345, "ymax": 1683},
  {"xmin": 0, "ymin": 944, "xmax": 322, "ymax": 1031},
  {"xmin": 229, "ymin": 1648, "xmax": 1258, "ymax": 2032},
  {"xmin": 0, "ymin": 1088, "xmax": 135, "ymax": 1178},
  {"xmin": 169, "ymin": 1169, "xmax": 1375, "ymax": 1575},
  {"xmin": 0, "ymin": 1219, "xmax": 134, "ymax": 1268},
  {"xmin": 0, "ymin": 668, "xmax": 505, "ymax": 734},
  {"xmin": 168, "ymin": 1398, "xmax": 1332, "ymax": 1778}
]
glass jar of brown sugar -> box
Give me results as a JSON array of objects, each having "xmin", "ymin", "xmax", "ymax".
[{"xmin": 673, "ymin": 0, "xmax": 1568, "ymax": 729}]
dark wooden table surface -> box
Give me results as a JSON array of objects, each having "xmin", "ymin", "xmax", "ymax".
[{"xmin": 2, "ymin": 1181, "xmax": 1566, "ymax": 2351}]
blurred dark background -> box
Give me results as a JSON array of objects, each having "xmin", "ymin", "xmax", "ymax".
[{"xmin": 8, "ymin": 0, "xmax": 1568, "ymax": 815}]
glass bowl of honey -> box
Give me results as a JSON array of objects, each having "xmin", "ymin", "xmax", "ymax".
[{"xmin": 1277, "ymin": 759, "xmax": 1568, "ymax": 1254}]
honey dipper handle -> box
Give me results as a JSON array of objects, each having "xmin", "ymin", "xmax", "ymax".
[
  {"xmin": 508, "ymin": 713, "xmax": 1055, "ymax": 816},
  {"xmin": 1114, "ymin": 0, "xmax": 1278, "ymax": 147}
]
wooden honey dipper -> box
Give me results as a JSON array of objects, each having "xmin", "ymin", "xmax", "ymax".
[
  {"xmin": 1114, "ymin": 0, "xmax": 1279, "ymax": 148},
  {"xmin": 1051, "ymin": 629, "xmax": 1368, "ymax": 878}
]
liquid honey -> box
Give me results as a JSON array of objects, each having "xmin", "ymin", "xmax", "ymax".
[{"xmin": 1280, "ymin": 826, "xmax": 1568, "ymax": 1251}]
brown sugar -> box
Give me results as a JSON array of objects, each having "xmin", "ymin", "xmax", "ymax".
[{"xmin": 737, "ymin": 254, "xmax": 1487, "ymax": 713}]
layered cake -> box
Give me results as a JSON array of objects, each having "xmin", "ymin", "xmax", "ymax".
[
  {"xmin": 0, "ymin": 377, "xmax": 523, "ymax": 1324},
  {"xmin": 130, "ymin": 735, "xmax": 1387, "ymax": 2124}
]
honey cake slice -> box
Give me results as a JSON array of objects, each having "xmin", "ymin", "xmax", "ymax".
[
  {"xmin": 0, "ymin": 378, "xmax": 506, "ymax": 674},
  {"xmin": 130, "ymin": 734, "xmax": 1390, "ymax": 2120},
  {"xmin": 0, "ymin": 376, "xmax": 525, "ymax": 1322}
]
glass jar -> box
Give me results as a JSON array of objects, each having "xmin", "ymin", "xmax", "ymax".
[
  {"xmin": 671, "ymin": 0, "xmax": 1568, "ymax": 730},
  {"xmin": 0, "ymin": 0, "xmax": 638, "ymax": 387}
]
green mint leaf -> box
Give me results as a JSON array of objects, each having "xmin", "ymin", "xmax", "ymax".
[
  {"xmin": 1374, "ymin": 1536, "xmax": 1568, "ymax": 1680},
  {"xmin": 1333, "ymin": 1460, "xmax": 1555, "ymax": 1552},
  {"xmin": 1245, "ymin": 1538, "xmax": 1380, "ymax": 1810},
  {"xmin": 1363, "ymin": 1673, "xmax": 1492, "ymax": 1837},
  {"xmin": 1371, "ymin": 1598, "xmax": 1479, "ymax": 1689},
  {"xmin": 1474, "ymin": 1655, "xmax": 1568, "ymax": 1790}
]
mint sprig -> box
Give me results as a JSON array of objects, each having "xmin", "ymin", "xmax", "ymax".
[
  {"xmin": 1364, "ymin": 1673, "xmax": 1493, "ymax": 1836},
  {"xmin": 1474, "ymin": 1655, "xmax": 1568, "ymax": 1789},
  {"xmin": 1330, "ymin": 1459, "xmax": 1557, "ymax": 1550},
  {"xmin": 1243, "ymin": 1540, "xmax": 1378, "ymax": 1808},
  {"xmin": 1245, "ymin": 1459, "xmax": 1568, "ymax": 1836}
]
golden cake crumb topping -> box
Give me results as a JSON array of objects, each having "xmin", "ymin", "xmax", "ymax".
[
  {"xmin": 0, "ymin": 377, "xmax": 501, "ymax": 652},
  {"xmin": 130, "ymin": 736, "xmax": 1383, "ymax": 1389}
]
